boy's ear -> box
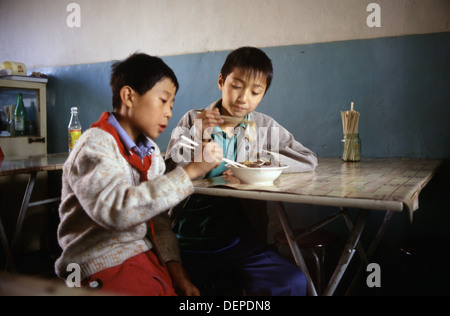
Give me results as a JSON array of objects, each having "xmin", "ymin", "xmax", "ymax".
[
  {"xmin": 120, "ymin": 86, "xmax": 134, "ymax": 108},
  {"xmin": 218, "ymin": 74, "xmax": 224, "ymax": 91}
]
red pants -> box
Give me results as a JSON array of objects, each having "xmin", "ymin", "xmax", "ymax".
[{"xmin": 85, "ymin": 250, "xmax": 177, "ymax": 296}]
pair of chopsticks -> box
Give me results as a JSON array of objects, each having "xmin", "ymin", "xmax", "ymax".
[
  {"xmin": 193, "ymin": 109, "xmax": 257, "ymax": 143},
  {"xmin": 179, "ymin": 135, "xmax": 198, "ymax": 150},
  {"xmin": 179, "ymin": 135, "xmax": 248, "ymax": 168},
  {"xmin": 194, "ymin": 109, "xmax": 249, "ymax": 126},
  {"xmin": 222, "ymin": 158, "xmax": 248, "ymax": 168}
]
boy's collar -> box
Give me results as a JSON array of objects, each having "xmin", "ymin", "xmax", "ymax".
[{"xmin": 108, "ymin": 112, "xmax": 155, "ymax": 159}]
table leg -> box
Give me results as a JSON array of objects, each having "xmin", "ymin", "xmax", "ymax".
[
  {"xmin": 342, "ymin": 209, "xmax": 370, "ymax": 268},
  {"xmin": 11, "ymin": 172, "xmax": 36, "ymax": 249},
  {"xmin": 274, "ymin": 201, "xmax": 318, "ymax": 296},
  {"xmin": 0, "ymin": 217, "xmax": 16, "ymax": 272},
  {"xmin": 323, "ymin": 209, "xmax": 370, "ymax": 296},
  {"xmin": 344, "ymin": 210, "xmax": 394, "ymax": 295}
]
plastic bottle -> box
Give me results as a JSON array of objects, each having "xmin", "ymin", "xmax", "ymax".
[
  {"xmin": 14, "ymin": 93, "xmax": 26, "ymax": 136},
  {"xmin": 68, "ymin": 107, "xmax": 82, "ymax": 152}
]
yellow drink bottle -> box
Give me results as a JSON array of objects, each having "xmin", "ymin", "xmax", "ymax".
[{"xmin": 68, "ymin": 107, "xmax": 82, "ymax": 152}]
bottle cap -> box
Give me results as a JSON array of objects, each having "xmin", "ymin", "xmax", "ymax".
[{"xmin": 71, "ymin": 107, "xmax": 78, "ymax": 112}]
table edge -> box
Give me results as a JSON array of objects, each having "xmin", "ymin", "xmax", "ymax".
[{"xmin": 193, "ymin": 186, "xmax": 404, "ymax": 211}]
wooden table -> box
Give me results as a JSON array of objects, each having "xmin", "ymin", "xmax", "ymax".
[
  {"xmin": 193, "ymin": 158, "xmax": 443, "ymax": 295},
  {"xmin": 0, "ymin": 153, "xmax": 68, "ymax": 271}
]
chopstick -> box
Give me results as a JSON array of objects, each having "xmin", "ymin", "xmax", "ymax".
[
  {"xmin": 180, "ymin": 135, "xmax": 248, "ymax": 168},
  {"xmin": 221, "ymin": 115, "xmax": 246, "ymax": 125},
  {"xmin": 194, "ymin": 109, "xmax": 250, "ymax": 125},
  {"xmin": 181, "ymin": 135, "xmax": 198, "ymax": 146},
  {"xmin": 222, "ymin": 158, "xmax": 248, "ymax": 168},
  {"xmin": 179, "ymin": 142, "xmax": 195, "ymax": 150},
  {"xmin": 194, "ymin": 109, "xmax": 257, "ymax": 144},
  {"xmin": 178, "ymin": 135, "xmax": 197, "ymax": 150}
]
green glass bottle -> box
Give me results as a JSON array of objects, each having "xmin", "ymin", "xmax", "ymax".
[{"xmin": 14, "ymin": 93, "xmax": 26, "ymax": 136}]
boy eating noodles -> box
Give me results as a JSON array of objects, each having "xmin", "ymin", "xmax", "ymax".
[
  {"xmin": 55, "ymin": 53, "xmax": 223, "ymax": 296},
  {"xmin": 165, "ymin": 47, "xmax": 318, "ymax": 295}
]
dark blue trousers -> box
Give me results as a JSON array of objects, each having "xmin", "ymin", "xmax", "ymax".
[{"xmin": 180, "ymin": 233, "xmax": 307, "ymax": 296}]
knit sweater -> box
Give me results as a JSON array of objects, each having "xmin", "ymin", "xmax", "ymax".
[
  {"xmin": 55, "ymin": 127, "xmax": 194, "ymax": 280},
  {"xmin": 165, "ymin": 99, "xmax": 318, "ymax": 244}
]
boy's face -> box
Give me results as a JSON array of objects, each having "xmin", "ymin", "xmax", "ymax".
[
  {"xmin": 218, "ymin": 68, "xmax": 267, "ymax": 118},
  {"xmin": 123, "ymin": 77, "xmax": 176, "ymax": 140}
]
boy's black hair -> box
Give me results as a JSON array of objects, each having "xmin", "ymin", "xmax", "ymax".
[
  {"xmin": 110, "ymin": 53, "xmax": 179, "ymax": 109},
  {"xmin": 220, "ymin": 47, "xmax": 273, "ymax": 93}
]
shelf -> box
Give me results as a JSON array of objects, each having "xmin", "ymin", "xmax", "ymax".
[
  {"xmin": 0, "ymin": 75, "xmax": 48, "ymax": 83},
  {"xmin": 0, "ymin": 79, "xmax": 47, "ymax": 156}
]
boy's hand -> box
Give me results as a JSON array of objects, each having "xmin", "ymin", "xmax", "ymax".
[
  {"xmin": 167, "ymin": 261, "xmax": 200, "ymax": 296},
  {"xmin": 222, "ymin": 168, "xmax": 233, "ymax": 176},
  {"xmin": 196, "ymin": 108, "xmax": 224, "ymax": 140},
  {"xmin": 183, "ymin": 141, "xmax": 223, "ymax": 180}
]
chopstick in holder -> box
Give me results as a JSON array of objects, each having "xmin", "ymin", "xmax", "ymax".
[
  {"xmin": 341, "ymin": 102, "xmax": 361, "ymax": 161},
  {"xmin": 341, "ymin": 105, "xmax": 360, "ymax": 135}
]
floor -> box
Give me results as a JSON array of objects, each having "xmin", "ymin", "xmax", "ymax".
[
  {"xmin": 3, "ymin": 238, "xmax": 450, "ymax": 296},
  {"xmin": 2, "ymin": 210, "xmax": 450, "ymax": 296}
]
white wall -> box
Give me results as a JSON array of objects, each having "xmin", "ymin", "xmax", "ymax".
[{"xmin": 1, "ymin": 0, "xmax": 449, "ymax": 68}]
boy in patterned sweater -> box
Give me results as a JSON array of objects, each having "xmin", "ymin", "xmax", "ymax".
[{"xmin": 55, "ymin": 53, "xmax": 223, "ymax": 296}]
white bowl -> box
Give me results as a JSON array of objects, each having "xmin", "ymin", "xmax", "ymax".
[{"xmin": 227, "ymin": 165, "xmax": 288, "ymax": 185}]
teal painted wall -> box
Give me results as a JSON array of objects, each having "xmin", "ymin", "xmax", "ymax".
[
  {"xmin": 39, "ymin": 32, "xmax": 450, "ymax": 160},
  {"xmin": 37, "ymin": 33, "xmax": 450, "ymax": 262}
]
